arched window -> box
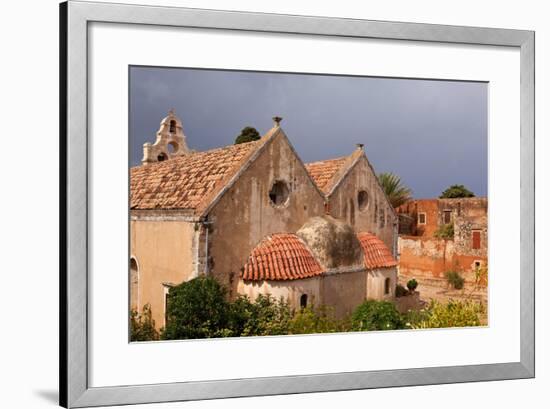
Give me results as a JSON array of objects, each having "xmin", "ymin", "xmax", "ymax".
[
  {"xmin": 300, "ymin": 294, "xmax": 308, "ymax": 309},
  {"xmin": 349, "ymin": 198, "xmax": 355, "ymax": 225},
  {"xmin": 384, "ymin": 277, "xmax": 391, "ymax": 295},
  {"xmin": 157, "ymin": 152, "xmax": 167, "ymax": 162},
  {"xmin": 130, "ymin": 257, "xmax": 139, "ymax": 310},
  {"xmin": 169, "ymin": 120, "xmax": 176, "ymax": 134}
]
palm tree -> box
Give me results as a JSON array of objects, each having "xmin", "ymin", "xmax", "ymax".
[{"xmin": 377, "ymin": 172, "xmax": 412, "ymax": 208}]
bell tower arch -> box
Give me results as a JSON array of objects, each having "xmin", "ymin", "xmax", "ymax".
[{"xmin": 142, "ymin": 110, "xmax": 191, "ymax": 164}]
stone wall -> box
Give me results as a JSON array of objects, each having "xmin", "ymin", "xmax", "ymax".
[
  {"xmin": 328, "ymin": 156, "xmax": 397, "ymax": 254},
  {"xmin": 130, "ymin": 219, "xmax": 197, "ymax": 328},
  {"xmin": 398, "ymin": 235, "xmax": 486, "ymax": 283},
  {"xmin": 208, "ymin": 131, "xmax": 327, "ymax": 299}
]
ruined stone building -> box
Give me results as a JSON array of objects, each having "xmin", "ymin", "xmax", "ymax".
[
  {"xmin": 396, "ymin": 198, "xmax": 488, "ymax": 283},
  {"xmin": 130, "ymin": 111, "xmax": 398, "ymax": 327}
]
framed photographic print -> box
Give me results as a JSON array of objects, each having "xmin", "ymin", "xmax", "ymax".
[{"xmin": 60, "ymin": 1, "xmax": 534, "ymax": 407}]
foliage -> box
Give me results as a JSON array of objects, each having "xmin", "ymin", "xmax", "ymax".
[
  {"xmin": 289, "ymin": 306, "xmax": 350, "ymax": 334},
  {"xmin": 444, "ymin": 270, "xmax": 465, "ymax": 290},
  {"xmin": 377, "ymin": 172, "xmax": 412, "ymax": 208},
  {"xmin": 404, "ymin": 299, "xmax": 485, "ymax": 329},
  {"xmin": 439, "ymin": 184, "xmax": 475, "ymax": 198},
  {"xmin": 229, "ymin": 294, "xmax": 293, "ymax": 336},
  {"xmin": 395, "ymin": 284, "xmax": 409, "ymax": 297},
  {"xmin": 434, "ymin": 223, "xmax": 454, "ymax": 239},
  {"xmin": 351, "ymin": 300, "xmax": 404, "ymax": 331},
  {"xmin": 130, "ymin": 304, "xmax": 159, "ymax": 342},
  {"xmin": 406, "ymin": 278, "xmax": 418, "ymax": 292},
  {"xmin": 234, "ymin": 126, "xmax": 261, "ymax": 144},
  {"xmin": 162, "ymin": 276, "xmax": 231, "ymax": 340}
]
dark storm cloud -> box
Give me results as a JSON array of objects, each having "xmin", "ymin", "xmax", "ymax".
[{"xmin": 129, "ymin": 66, "xmax": 487, "ymax": 198}]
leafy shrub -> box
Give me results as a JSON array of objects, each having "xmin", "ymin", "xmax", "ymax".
[
  {"xmin": 434, "ymin": 223, "xmax": 454, "ymax": 239},
  {"xmin": 405, "ymin": 300, "xmax": 485, "ymax": 329},
  {"xmin": 406, "ymin": 279, "xmax": 418, "ymax": 292},
  {"xmin": 130, "ymin": 304, "xmax": 159, "ymax": 341},
  {"xmin": 162, "ymin": 276, "xmax": 231, "ymax": 340},
  {"xmin": 395, "ymin": 284, "xmax": 409, "ymax": 297},
  {"xmin": 351, "ymin": 300, "xmax": 404, "ymax": 331},
  {"xmin": 445, "ymin": 270, "xmax": 465, "ymax": 290},
  {"xmin": 229, "ymin": 294, "xmax": 293, "ymax": 336},
  {"xmin": 288, "ymin": 306, "xmax": 350, "ymax": 334}
]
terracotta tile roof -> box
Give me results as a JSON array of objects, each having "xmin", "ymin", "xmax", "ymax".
[
  {"xmin": 130, "ymin": 140, "xmax": 261, "ymax": 212},
  {"xmin": 357, "ymin": 232, "xmax": 397, "ymax": 269},
  {"xmin": 241, "ymin": 234, "xmax": 324, "ymax": 281},
  {"xmin": 304, "ymin": 157, "xmax": 348, "ymax": 194}
]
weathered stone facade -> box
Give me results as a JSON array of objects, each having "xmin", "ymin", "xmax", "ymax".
[
  {"xmin": 130, "ymin": 112, "xmax": 398, "ymax": 327},
  {"xmin": 396, "ymin": 198, "xmax": 488, "ymax": 283}
]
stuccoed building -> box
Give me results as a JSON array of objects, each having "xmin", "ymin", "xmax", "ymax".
[{"xmin": 130, "ymin": 111, "xmax": 398, "ymax": 328}]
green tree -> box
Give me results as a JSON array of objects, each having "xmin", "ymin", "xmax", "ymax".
[
  {"xmin": 377, "ymin": 172, "xmax": 412, "ymax": 208},
  {"xmin": 162, "ymin": 276, "xmax": 231, "ymax": 340},
  {"xmin": 439, "ymin": 184, "xmax": 475, "ymax": 198},
  {"xmin": 234, "ymin": 126, "xmax": 261, "ymax": 144}
]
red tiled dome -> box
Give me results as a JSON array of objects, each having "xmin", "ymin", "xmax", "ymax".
[
  {"xmin": 241, "ymin": 234, "xmax": 323, "ymax": 281},
  {"xmin": 357, "ymin": 232, "xmax": 398, "ymax": 269}
]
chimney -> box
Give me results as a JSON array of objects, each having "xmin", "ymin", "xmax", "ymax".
[
  {"xmin": 356, "ymin": 143, "xmax": 364, "ymax": 150},
  {"xmin": 273, "ymin": 116, "xmax": 283, "ymax": 127}
]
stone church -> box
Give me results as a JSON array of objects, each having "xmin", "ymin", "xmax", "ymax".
[{"xmin": 130, "ymin": 111, "xmax": 398, "ymax": 327}]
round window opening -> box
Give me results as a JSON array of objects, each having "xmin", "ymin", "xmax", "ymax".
[
  {"xmin": 269, "ymin": 180, "xmax": 290, "ymax": 207},
  {"xmin": 358, "ymin": 190, "xmax": 369, "ymax": 211}
]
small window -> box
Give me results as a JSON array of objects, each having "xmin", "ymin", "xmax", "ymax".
[
  {"xmin": 269, "ymin": 180, "xmax": 290, "ymax": 206},
  {"xmin": 443, "ymin": 210, "xmax": 452, "ymax": 224},
  {"xmin": 300, "ymin": 294, "xmax": 308, "ymax": 309},
  {"xmin": 418, "ymin": 212, "xmax": 426, "ymax": 225},
  {"xmin": 357, "ymin": 190, "xmax": 369, "ymax": 211},
  {"xmin": 157, "ymin": 152, "xmax": 167, "ymax": 162},
  {"xmin": 384, "ymin": 277, "xmax": 391, "ymax": 295},
  {"xmin": 472, "ymin": 230, "xmax": 481, "ymax": 249},
  {"xmin": 349, "ymin": 198, "xmax": 355, "ymax": 225},
  {"xmin": 474, "ymin": 260, "xmax": 482, "ymax": 269},
  {"xmin": 169, "ymin": 120, "xmax": 176, "ymax": 133}
]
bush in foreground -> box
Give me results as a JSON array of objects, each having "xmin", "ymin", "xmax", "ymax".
[
  {"xmin": 404, "ymin": 299, "xmax": 485, "ymax": 329},
  {"xmin": 162, "ymin": 276, "xmax": 230, "ymax": 339},
  {"xmin": 130, "ymin": 304, "xmax": 159, "ymax": 341},
  {"xmin": 351, "ymin": 300, "xmax": 403, "ymax": 331}
]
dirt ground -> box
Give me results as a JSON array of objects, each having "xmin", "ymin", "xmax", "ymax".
[{"xmin": 398, "ymin": 276, "xmax": 488, "ymax": 324}]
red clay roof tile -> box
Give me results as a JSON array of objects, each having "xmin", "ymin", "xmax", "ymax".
[
  {"xmin": 130, "ymin": 140, "xmax": 261, "ymax": 213},
  {"xmin": 304, "ymin": 157, "xmax": 348, "ymax": 194},
  {"xmin": 357, "ymin": 232, "xmax": 397, "ymax": 269},
  {"xmin": 241, "ymin": 234, "xmax": 323, "ymax": 281}
]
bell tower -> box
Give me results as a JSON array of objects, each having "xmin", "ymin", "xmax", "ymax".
[{"xmin": 142, "ymin": 110, "xmax": 190, "ymax": 165}]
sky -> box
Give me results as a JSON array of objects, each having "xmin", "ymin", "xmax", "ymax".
[{"xmin": 129, "ymin": 66, "xmax": 487, "ymax": 198}]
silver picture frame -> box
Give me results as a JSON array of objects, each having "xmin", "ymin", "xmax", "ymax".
[{"xmin": 60, "ymin": 1, "xmax": 535, "ymax": 407}]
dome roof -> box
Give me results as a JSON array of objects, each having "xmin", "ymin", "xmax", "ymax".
[
  {"xmin": 240, "ymin": 233, "xmax": 323, "ymax": 281},
  {"xmin": 297, "ymin": 216, "xmax": 364, "ymax": 271}
]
